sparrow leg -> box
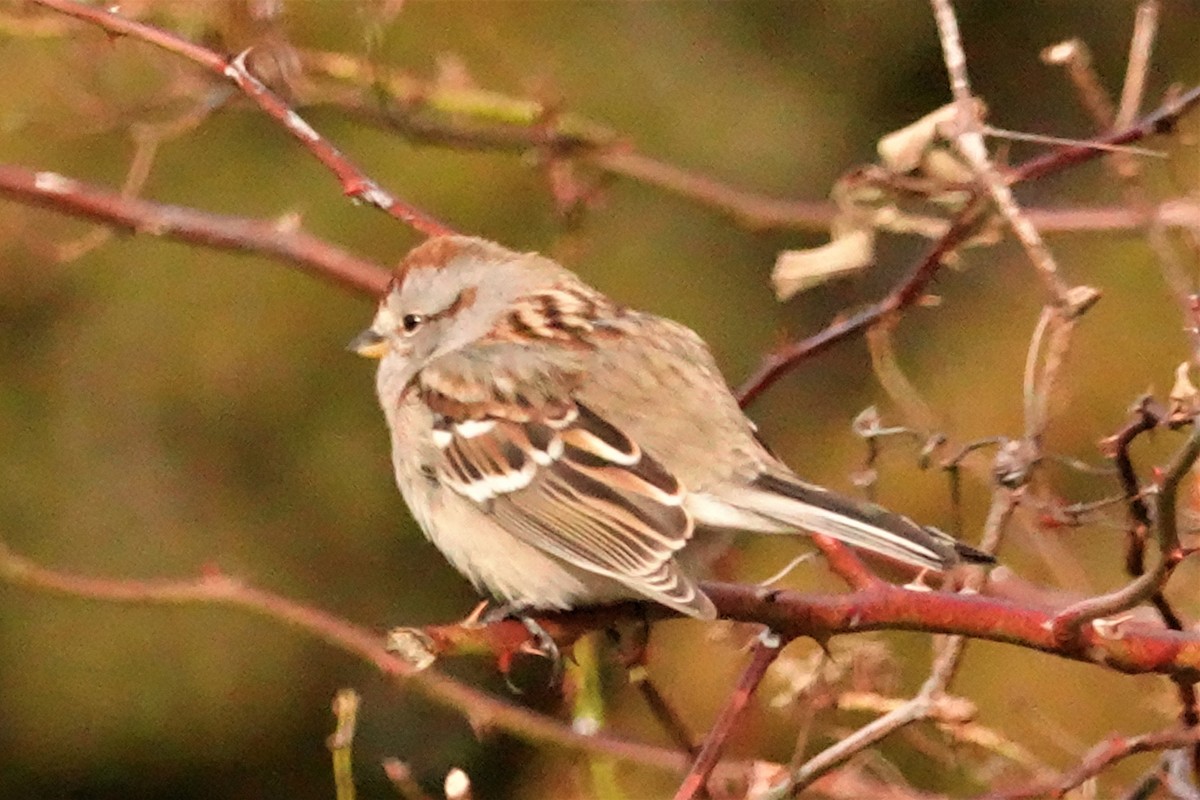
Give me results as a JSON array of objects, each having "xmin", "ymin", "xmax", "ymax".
[
  {"xmin": 478, "ymin": 602, "xmax": 563, "ymax": 684},
  {"xmin": 518, "ymin": 617, "xmax": 564, "ymax": 683}
]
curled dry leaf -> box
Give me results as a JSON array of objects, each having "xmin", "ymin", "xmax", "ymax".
[
  {"xmin": 877, "ymin": 103, "xmax": 962, "ymax": 174},
  {"xmin": 772, "ymin": 101, "xmax": 1003, "ymax": 303},
  {"xmin": 771, "ymin": 229, "xmax": 874, "ymax": 300},
  {"xmin": 876, "ymin": 100, "xmax": 981, "ymax": 184}
]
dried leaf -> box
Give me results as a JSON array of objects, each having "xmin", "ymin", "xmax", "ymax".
[
  {"xmin": 877, "ymin": 103, "xmax": 960, "ymax": 174},
  {"xmin": 772, "ymin": 229, "xmax": 874, "ymax": 300}
]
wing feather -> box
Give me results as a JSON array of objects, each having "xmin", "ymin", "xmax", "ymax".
[{"xmin": 420, "ymin": 368, "xmax": 713, "ymax": 617}]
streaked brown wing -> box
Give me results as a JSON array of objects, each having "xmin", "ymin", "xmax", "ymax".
[{"xmin": 424, "ymin": 383, "xmax": 713, "ymax": 617}]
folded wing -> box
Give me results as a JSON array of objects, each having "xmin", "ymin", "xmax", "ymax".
[{"xmin": 422, "ymin": 371, "xmax": 716, "ymax": 618}]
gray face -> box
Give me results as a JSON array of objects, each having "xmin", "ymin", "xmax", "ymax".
[
  {"xmin": 368, "ymin": 270, "xmax": 468, "ymax": 372},
  {"xmin": 362, "ymin": 240, "xmax": 574, "ymax": 382}
]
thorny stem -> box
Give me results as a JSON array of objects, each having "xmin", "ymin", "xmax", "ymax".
[
  {"xmin": 672, "ymin": 630, "xmax": 788, "ymax": 800},
  {"xmin": 1051, "ymin": 417, "xmax": 1200, "ymax": 641},
  {"xmin": 30, "ymin": 0, "xmax": 455, "ymax": 238},
  {"xmin": 0, "ymin": 163, "xmax": 390, "ymax": 297},
  {"xmin": 766, "ymin": 489, "xmax": 1015, "ymax": 797}
]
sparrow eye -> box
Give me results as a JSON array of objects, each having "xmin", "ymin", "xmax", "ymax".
[{"xmin": 400, "ymin": 313, "xmax": 424, "ymax": 334}]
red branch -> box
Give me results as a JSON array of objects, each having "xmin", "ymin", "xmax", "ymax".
[
  {"xmin": 30, "ymin": 0, "xmax": 455, "ymax": 239},
  {"xmin": 414, "ymin": 577, "xmax": 1200, "ymax": 681},
  {"xmin": 673, "ymin": 630, "xmax": 788, "ymax": 800},
  {"xmin": 0, "ymin": 544, "xmax": 687, "ymax": 773},
  {"xmin": 0, "ymin": 163, "xmax": 389, "ymax": 296}
]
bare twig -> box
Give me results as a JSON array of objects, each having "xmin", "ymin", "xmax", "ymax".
[
  {"xmin": 979, "ymin": 725, "xmax": 1200, "ymax": 800},
  {"xmin": 931, "ymin": 0, "xmax": 1071, "ymax": 304},
  {"xmin": 1011, "ymin": 84, "xmax": 1200, "ymax": 185},
  {"xmin": 633, "ymin": 674, "xmax": 698, "ymax": 757},
  {"xmin": 673, "ymin": 630, "xmax": 788, "ymax": 800},
  {"xmin": 735, "ymin": 194, "xmax": 989, "ymax": 406},
  {"xmin": 0, "ymin": 163, "xmax": 390, "ymax": 296},
  {"xmin": 1051, "ymin": 417, "xmax": 1200, "ymax": 640},
  {"xmin": 615, "ymin": 627, "xmax": 699, "ymax": 756},
  {"xmin": 1116, "ymin": 1, "xmax": 1161, "ymax": 130},
  {"xmin": 55, "ymin": 90, "xmax": 232, "ymax": 262},
  {"xmin": 32, "ymin": 0, "xmax": 454, "ymax": 238},
  {"xmin": 1042, "ymin": 39, "xmax": 1119, "ymax": 128},
  {"xmin": 1102, "ymin": 398, "xmax": 1165, "ymax": 587}
]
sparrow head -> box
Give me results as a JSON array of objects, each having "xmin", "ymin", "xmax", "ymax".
[
  {"xmin": 349, "ymin": 237, "xmax": 556, "ymax": 366},
  {"xmin": 349, "ymin": 236, "xmax": 622, "ymax": 377}
]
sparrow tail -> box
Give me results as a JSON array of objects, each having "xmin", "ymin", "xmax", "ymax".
[{"xmin": 742, "ymin": 472, "xmax": 995, "ymax": 571}]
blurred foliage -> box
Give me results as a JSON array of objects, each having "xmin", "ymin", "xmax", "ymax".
[{"xmin": 1, "ymin": 1, "xmax": 1199, "ymax": 798}]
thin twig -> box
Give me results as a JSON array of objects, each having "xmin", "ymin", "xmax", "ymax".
[
  {"xmin": 978, "ymin": 725, "xmax": 1200, "ymax": 800},
  {"xmin": 55, "ymin": 89, "xmax": 232, "ymax": 262},
  {"xmin": 31, "ymin": 0, "xmax": 454, "ymax": 238},
  {"xmin": 673, "ymin": 630, "xmax": 788, "ymax": 800},
  {"xmin": 0, "ymin": 163, "xmax": 390, "ymax": 296},
  {"xmin": 635, "ymin": 676, "xmax": 698, "ymax": 757},
  {"xmin": 735, "ymin": 194, "xmax": 989, "ymax": 407},
  {"xmin": 1116, "ymin": 1, "xmax": 1160, "ymax": 130},
  {"xmin": 1041, "ymin": 39, "xmax": 1119, "ymax": 128},
  {"xmin": 1011, "ymin": 84, "xmax": 1200, "ymax": 185},
  {"xmin": 1051, "ymin": 417, "xmax": 1200, "ymax": 640},
  {"xmin": 1102, "ymin": 398, "xmax": 1165, "ymax": 593},
  {"xmin": 930, "ymin": 0, "xmax": 1070, "ymax": 304}
]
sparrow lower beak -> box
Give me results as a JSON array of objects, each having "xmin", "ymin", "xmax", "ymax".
[{"xmin": 348, "ymin": 328, "xmax": 389, "ymax": 358}]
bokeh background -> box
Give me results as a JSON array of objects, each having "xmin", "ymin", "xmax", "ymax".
[{"xmin": 2, "ymin": 2, "xmax": 1200, "ymax": 798}]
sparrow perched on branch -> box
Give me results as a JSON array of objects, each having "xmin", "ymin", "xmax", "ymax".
[{"xmin": 351, "ymin": 236, "xmax": 991, "ymax": 620}]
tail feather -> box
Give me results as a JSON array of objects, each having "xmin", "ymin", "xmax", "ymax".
[{"xmin": 713, "ymin": 472, "xmax": 994, "ymax": 571}]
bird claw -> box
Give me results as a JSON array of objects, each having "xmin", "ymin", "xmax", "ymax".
[
  {"xmin": 518, "ymin": 616, "xmax": 564, "ymax": 685},
  {"xmin": 476, "ymin": 602, "xmax": 564, "ymax": 686}
]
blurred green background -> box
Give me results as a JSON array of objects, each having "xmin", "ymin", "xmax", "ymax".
[{"xmin": 1, "ymin": 1, "xmax": 1199, "ymax": 798}]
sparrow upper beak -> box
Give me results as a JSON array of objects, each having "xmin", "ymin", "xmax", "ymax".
[{"xmin": 348, "ymin": 328, "xmax": 389, "ymax": 358}]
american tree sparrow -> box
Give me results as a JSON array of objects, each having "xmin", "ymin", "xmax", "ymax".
[{"xmin": 351, "ymin": 236, "xmax": 991, "ymax": 620}]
